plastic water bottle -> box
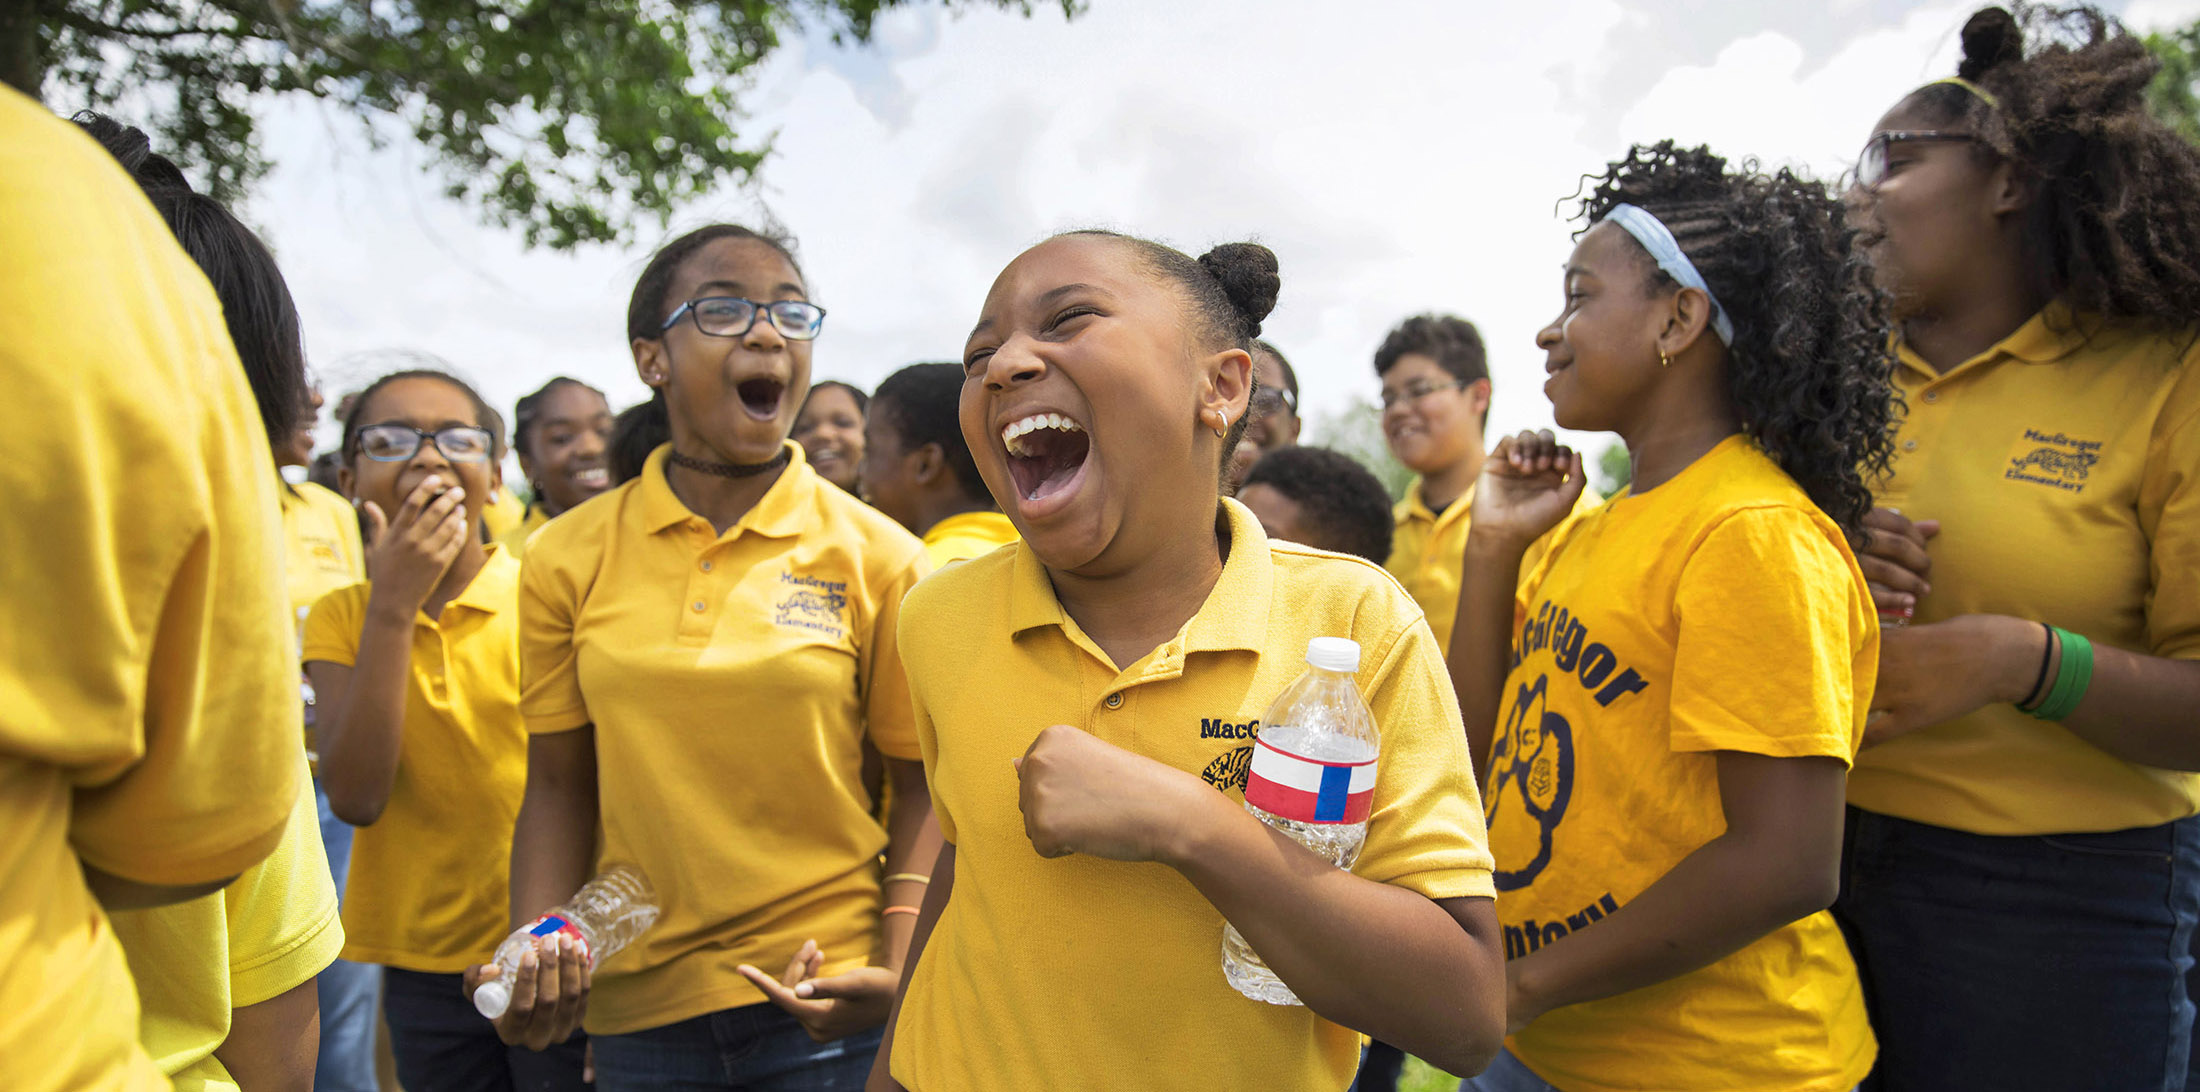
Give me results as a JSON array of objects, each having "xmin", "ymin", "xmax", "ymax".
[
  {"xmin": 1222, "ymin": 636, "xmax": 1380, "ymax": 1006},
  {"xmin": 473, "ymin": 864, "xmax": 661, "ymax": 1019}
]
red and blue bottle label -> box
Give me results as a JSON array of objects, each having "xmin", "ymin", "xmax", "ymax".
[
  {"xmin": 1243, "ymin": 737, "xmax": 1376, "ymax": 824},
  {"xmin": 526, "ymin": 914, "xmax": 594, "ymax": 968}
]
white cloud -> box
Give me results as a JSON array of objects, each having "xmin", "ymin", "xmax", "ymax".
[{"xmin": 241, "ymin": 0, "xmax": 2090, "ymax": 464}]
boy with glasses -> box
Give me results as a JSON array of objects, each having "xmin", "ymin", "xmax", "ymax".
[
  {"xmin": 1377, "ymin": 313, "xmax": 1500, "ymax": 653},
  {"xmin": 1226, "ymin": 339, "xmax": 1303, "ymax": 492}
]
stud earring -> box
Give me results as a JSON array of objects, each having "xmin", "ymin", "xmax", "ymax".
[{"xmin": 1659, "ymin": 348, "xmax": 1672, "ymax": 369}]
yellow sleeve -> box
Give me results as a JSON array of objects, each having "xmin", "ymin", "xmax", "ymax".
[
  {"xmin": 519, "ymin": 536, "xmax": 592, "ymax": 734},
  {"xmin": 901, "ymin": 583, "xmax": 957, "ymax": 844},
  {"xmin": 223, "ymin": 751, "xmax": 343, "ymax": 1006},
  {"xmin": 1668, "ymin": 507, "xmax": 1871, "ymax": 762},
  {"xmin": 1354, "ymin": 614, "xmax": 1498, "ymax": 900},
  {"xmin": 300, "ymin": 584, "xmax": 366, "ymax": 667},
  {"xmin": 862, "ymin": 544, "xmax": 931, "ymax": 762},
  {"xmin": 41, "ymin": 176, "xmax": 299, "ymax": 888},
  {"xmin": 2140, "ymin": 358, "xmax": 2200, "ymax": 661}
]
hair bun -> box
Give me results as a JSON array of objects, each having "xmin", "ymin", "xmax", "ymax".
[
  {"xmin": 1197, "ymin": 243, "xmax": 1280, "ymax": 339},
  {"xmin": 1958, "ymin": 6, "xmax": 2022, "ymax": 82}
]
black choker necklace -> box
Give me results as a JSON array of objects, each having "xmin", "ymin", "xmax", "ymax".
[{"xmin": 668, "ymin": 448, "xmax": 791, "ymax": 479}]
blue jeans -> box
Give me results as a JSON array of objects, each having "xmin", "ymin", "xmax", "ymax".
[
  {"xmin": 1835, "ymin": 807, "xmax": 2200, "ymax": 1092},
  {"xmin": 382, "ymin": 968, "xmax": 588, "ymax": 1092},
  {"xmin": 1348, "ymin": 1040, "xmax": 1406, "ymax": 1092},
  {"xmin": 313, "ymin": 778, "xmax": 383, "ymax": 1092},
  {"xmin": 1458, "ymin": 1049, "xmax": 1559, "ymax": 1092},
  {"xmin": 590, "ymin": 1003, "xmax": 883, "ymax": 1092}
]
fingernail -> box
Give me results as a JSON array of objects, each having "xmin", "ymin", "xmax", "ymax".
[
  {"xmin": 450, "ymin": 487, "xmax": 466, "ymax": 498},
  {"xmin": 795, "ymin": 983, "xmax": 814, "ymax": 998},
  {"xmin": 522, "ymin": 949, "xmax": 537, "ymax": 968},
  {"xmin": 424, "ymin": 475, "xmax": 440, "ymax": 487}
]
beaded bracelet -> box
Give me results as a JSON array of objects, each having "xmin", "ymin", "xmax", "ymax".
[{"xmin": 2021, "ymin": 626, "xmax": 2094, "ymax": 722}]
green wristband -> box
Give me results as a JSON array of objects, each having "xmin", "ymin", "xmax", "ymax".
[{"xmin": 2028, "ymin": 627, "xmax": 2094, "ymax": 722}]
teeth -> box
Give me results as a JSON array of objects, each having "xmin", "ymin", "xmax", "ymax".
[
  {"xmin": 574, "ymin": 468, "xmax": 609, "ymax": 487},
  {"xmin": 1000, "ymin": 413, "xmax": 1084, "ymax": 456}
]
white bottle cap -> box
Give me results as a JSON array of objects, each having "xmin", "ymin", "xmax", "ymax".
[
  {"xmin": 1306, "ymin": 637, "xmax": 1360, "ymax": 673},
  {"xmin": 473, "ymin": 979, "xmax": 511, "ymax": 1019}
]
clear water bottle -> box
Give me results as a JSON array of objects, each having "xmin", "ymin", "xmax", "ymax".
[
  {"xmin": 1222, "ymin": 636, "xmax": 1380, "ymax": 1006},
  {"xmin": 473, "ymin": 864, "xmax": 661, "ymax": 1019}
]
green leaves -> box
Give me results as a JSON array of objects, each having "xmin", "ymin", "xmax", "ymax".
[
  {"xmin": 30, "ymin": 0, "xmax": 1080, "ymax": 249},
  {"xmin": 2145, "ymin": 20, "xmax": 2200, "ymax": 145}
]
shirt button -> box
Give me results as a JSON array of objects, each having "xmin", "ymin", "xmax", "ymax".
[
  {"xmin": 700, "ymin": 560, "xmax": 713, "ymax": 572},
  {"xmin": 692, "ymin": 600, "xmax": 707, "ymax": 613},
  {"xmin": 1903, "ymin": 440, "xmax": 1918, "ymax": 452},
  {"xmin": 1923, "ymin": 391, "xmax": 1939, "ymax": 403},
  {"xmin": 1104, "ymin": 693, "xmax": 1123, "ymax": 709}
]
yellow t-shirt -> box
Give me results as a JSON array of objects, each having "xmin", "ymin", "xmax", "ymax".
[
  {"xmin": 1487, "ymin": 436, "xmax": 1876, "ymax": 1092},
  {"xmin": 890, "ymin": 498, "xmax": 1497, "ymax": 1092},
  {"xmin": 919, "ymin": 509, "xmax": 1019, "ymax": 568},
  {"xmin": 303, "ymin": 547, "xmax": 529, "ymax": 972},
  {"xmin": 1387, "ymin": 479, "xmax": 1571, "ymax": 654},
  {"xmin": 1849, "ymin": 308, "xmax": 2200, "ymax": 835},
  {"xmin": 496, "ymin": 503, "xmax": 552, "ymax": 559},
  {"xmin": 111, "ymin": 750, "xmax": 344, "ymax": 1092},
  {"xmin": 0, "ymin": 85, "xmax": 299, "ymax": 1092},
  {"xmin": 521, "ymin": 442, "xmax": 929, "ymax": 1034}
]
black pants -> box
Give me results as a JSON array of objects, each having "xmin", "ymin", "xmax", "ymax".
[{"xmin": 382, "ymin": 966, "xmax": 590, "ymax": 1092}]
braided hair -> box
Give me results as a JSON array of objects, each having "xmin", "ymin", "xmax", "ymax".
[{"xmin": 1572, "ymin": 142, "xmax": 1899, "ymax": 542}]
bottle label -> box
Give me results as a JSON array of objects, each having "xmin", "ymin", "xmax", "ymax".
[
  {"xmin": 1244, "ymin": 736, "xmax": 1376, "ymax": 824},
  {"xmin": 526, "ymin": 914, "xmax": 595, "ymax": 968}
]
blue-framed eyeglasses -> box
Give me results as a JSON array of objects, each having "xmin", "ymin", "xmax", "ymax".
[
  {"xmin": 353, "ymin": 424, "xmax": 495, "ymax": 463},
  {"xmin": 660, "ymin": 297, "xmax": 827, "ymax": 341}
]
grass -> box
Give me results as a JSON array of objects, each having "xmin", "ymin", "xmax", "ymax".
[{"xmin": 1400, "ymin": 1056, "xmax": 1460, "ymax": 1092}]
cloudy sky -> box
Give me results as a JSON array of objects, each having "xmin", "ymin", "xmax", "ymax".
[{"xmin": 242, "ymin": 0, "xmax": 2200, "ymax": 464}]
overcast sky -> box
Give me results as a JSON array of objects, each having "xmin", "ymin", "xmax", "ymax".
[{"xmin": 241, "ymin": 0, "xmax": 2200, "ymax": 462}]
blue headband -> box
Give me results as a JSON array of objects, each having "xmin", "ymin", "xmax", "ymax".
[{"xmin": 1600, "ymin": 203, "xmax": 1735, "ymax": 346}]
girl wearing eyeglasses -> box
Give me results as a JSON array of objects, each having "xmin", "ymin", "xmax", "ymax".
[
  {"xmin": 303, "ymin": 367, "xmax": 590, "ymax": 1090},
  {"xmin": 1450, "ymin": 142, "xmax": 1894, "ymax": 1092},
  {"xmin": 481, "ymin": 224, "xmax": 937, "ymax": 1091},
  {"xmin": 1834, "ymin": 7, "xmax": 2200, "ymax": 1089}
]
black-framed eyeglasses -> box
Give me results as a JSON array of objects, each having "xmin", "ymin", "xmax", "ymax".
[
  {"xmin": 1379, "ymin": 380, "xmax": 1466, "ymax": 410},
  {"xmin": 353, "ymin": 424, "xmax": 495, "ymax": 463},
  {"xmin": 1854, "ymin": 130, "xmax": 1981, "ymax": 190},
  {"xmin": 1251, "ymin": 386, "xmax": 1297, "ymax": 417},
  {"xmin": 660, "ymin": 297, "xmax": 827, "ymax": 341}
]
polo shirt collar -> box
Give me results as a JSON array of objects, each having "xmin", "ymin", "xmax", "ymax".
[
  {"xmin": 1005, "ymin": 498, "xmax": 1273, "ymax": 658},
  {"xmin": 440, "ymin": 544, "xmax": 520, "ymax": 620},
  {"xmin": 1400, "ymin": 477, "xmax": 1475, "ymax": 530},
  {"xmin": 1896, "ymin": 300, "xmax": 2096, "ymax": 381},
  {"xmin": 635, "ymin": 440, "xmax": 814, "ymax": 539}
]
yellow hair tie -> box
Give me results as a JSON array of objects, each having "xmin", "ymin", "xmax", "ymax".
[{"xmin": 1927, "ymin": 76, "xmax": 2000, "ymax": 108}]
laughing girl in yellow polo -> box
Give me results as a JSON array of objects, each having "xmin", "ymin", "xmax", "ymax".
[
  {"xmin": 491, "ymin": 225, "xmax": 936, "ymax": 1091},
  {"xmin": 870, "ymin": 232, "xmax": 1506, "ymax": 1092},
  {"xmin": 1449, "ymin": 144, "xmax": 1897, "ymax": 1092}
]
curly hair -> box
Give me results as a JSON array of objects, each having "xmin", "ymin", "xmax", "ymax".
[
  {"xmin": 1241, "ymin": 446, "xmax": 1395, "ymax": 566},
  {"xmin": 1900, "ymin": 5, "xmax": 2200, "ymax": 326},
  {"xmin": 1571, "ymin": 141, "xmax": 1899, "ymax": 543}
]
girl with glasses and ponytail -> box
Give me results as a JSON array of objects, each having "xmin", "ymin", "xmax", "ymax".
[
  {"xmin": 304, "ymin": 366, "xmax": 592, "ymax": 1091},
  {"xmin": 1450, "ymin": 142, "xmax": 1895, "ymax": 1092},
  {"xmin": 1836, "ymin": 7, "xmax": 2200, "ymax": 1089},
  {"xmin": 486, "ymin": 225, "xmax": 938, "ymax": 1090}
]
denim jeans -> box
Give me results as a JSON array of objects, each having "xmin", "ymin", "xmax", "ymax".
[
  {"xmin": 1349, "ymin": 1040, "xmax": 1406, "ymax": 1092},
  {"xmin": 590, "ymin": 1003, "xmax": 883, "ymax": 1092},
  {"xmin": 381, "ymin": 967, "xmax": 588, "ymax": 1092},
  {"xmin": 1835, "ymin": 807, "xmax": 2200, "ymax": 1092},
  {"xmin": 312, "ymin": 778, "xmax": 384, "ymax": 1092}
]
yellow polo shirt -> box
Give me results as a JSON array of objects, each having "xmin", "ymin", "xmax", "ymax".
[
  {"xmin": 521, "ymin": 442, "xmax": 929, "ymax": 1034},
  {"xmin": 481, "ymin": 488, "xmax": 528, "ymax": 548},
  {"xmin": 0, "ymin": 85, "xmax": 298, "ymax": 1092},
  {"xmin": 497, "ymin": 503, "xmax": 553, "ymax": 559},
  {"xmin": 889, "ymin": 499, "xmax": 1496, "ymax": 1092},
  {"xmin": 111, "ymin": 750, "xmax": 344, "ymax": 1092},
  {"xmin": 304, "ymin": 547, "xmax": 529, "ymax": 972},
  {"xmin": 1489, "ymin": 436, "xmax": 1876, "ymax": 1092},
  {"xmin": 920, "ymin": 509, "xmax": 1019, "ymax": 567},
  {"xmin": 1850, "ymin": 307, "xmax": 2200, "ymax": 835},
  {"xmin": 1388, "ymin": 479, "xmax": 1572, "ymax": 654},
  {"xmin": 282, "ymin": 481, "xmax": 364, "ymax": 628}
]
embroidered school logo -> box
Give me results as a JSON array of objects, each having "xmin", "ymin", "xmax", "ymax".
[
  {"xmin": 301, "ymin": 535, "xmax": 350, "ymax": 574},
  {"xmin": 1201, "ymin": 744, "xmax": 1254, "ymax": 792},
  {"xmin": 1488, "ymin": 673, "xmax": 1573, "ymax": 893},
  {"xmin": 772, "ymin": 571, "xmax": 848, "ymax": 639},
  {"xmin": 2004, "ymin": 429, "xmax": 2103, "ymax": 494}
]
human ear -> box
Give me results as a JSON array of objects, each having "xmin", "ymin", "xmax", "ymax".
[{"xmin": 1199, "ymin": 346, "xmax": 1254, "ymax": 433}]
